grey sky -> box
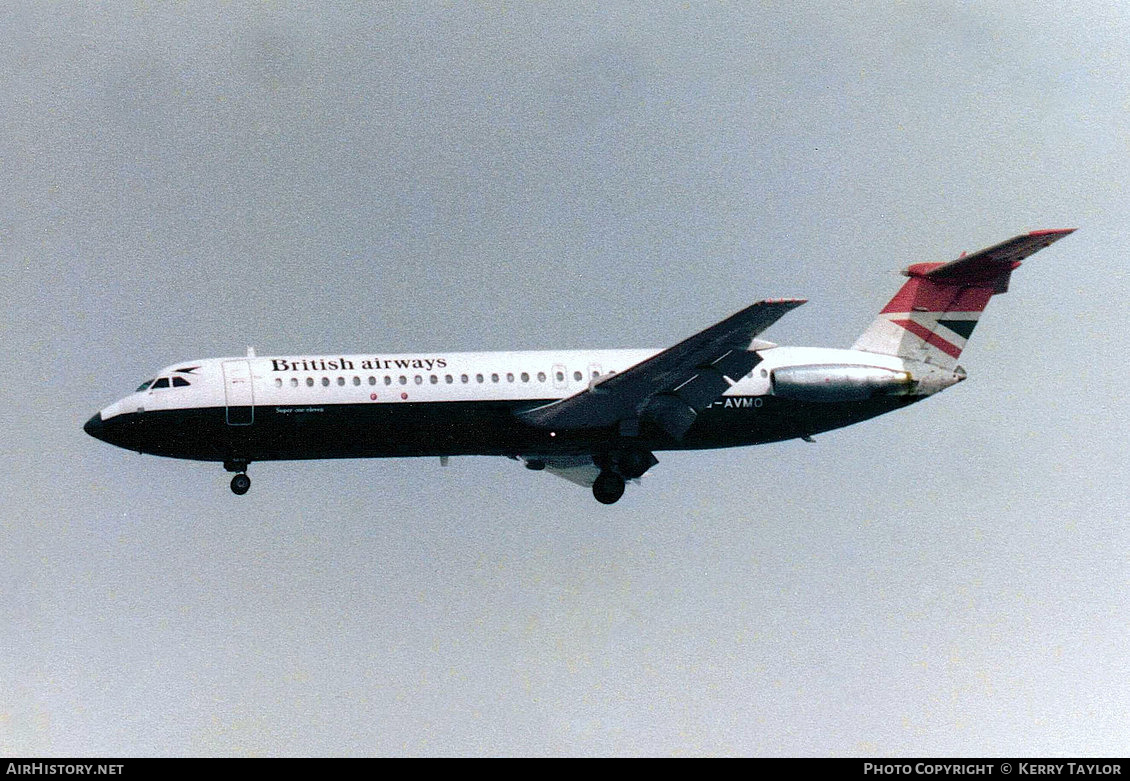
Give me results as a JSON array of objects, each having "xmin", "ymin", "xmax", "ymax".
[{"xmin": 2, "ymin": 1, "xmax": 1127, "ymax": 756}]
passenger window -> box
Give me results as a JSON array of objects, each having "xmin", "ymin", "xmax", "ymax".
[
  {"xmin": 414, "ymin": 375, "xmax": 423, "ymax": 385},
  {"xmin": 368, "ymin": 376, "xmax": 376, "ymax": 385},
  {"xmin": 429, "ymin": 375, "xmax": 438, "ymax": 384},
  {"xmin": 273, "ymin": 378, "xmax": 282, "ymax": 388},
  {"xmin": 322, "ymin": 377, "xmax": 330, "ymax": 387},
  {"xmin": 520, "ymin": 372, "xmax": 529, "ymax": 383},
  {"xmin": 461, "ymin": 374, "xmax": 469, "ymax": 383},
  {"xmin": 445, "ymin": 375, "xmax": 453, "ymax": 384},
  {"xmin": 384, "ymin": 376, "xmax": 392, "ymax": 386},
  {"xmin": 337, "ymin": 377, "xmax": 345, "ymax": 386},
  {"xmin": 399, "ymin": 376, "xmax": 407, "ymax": 385},
  {"xmin": 506, "ymin": 373, "xmax": 513, "ymax": 383},
  {"xmin": 476, "ymin": 374, "xmax": 484, "ymax": 383},
  {"xmin": 573, "ymin": 371, "xmax": 582, "ymax": 381},
  {"xmin": 306, "ymin": 377, "xmax": 314, "ymax": 387},
  {"xmin": 491, "ymin": 373, "xmax": 499, "ymax": 383},
  {"xmin": 538, "ymin": 372, "xmax": 547, "ymax": 382},
  {"xmin": 291, "ymin": 378, "xmax": 299, "ymax": 387},
  {"xmin": 151, "ymin": 378, "xmax": 170, "ymax": 389},
  {"xmin": 353, "ymin": 376, "xmax": 361, "ymax": 386}
]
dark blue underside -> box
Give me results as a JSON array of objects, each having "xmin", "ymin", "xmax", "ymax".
[{"xmin": 89, "ymin": 395, "xmax": 919, "ymax": 464}]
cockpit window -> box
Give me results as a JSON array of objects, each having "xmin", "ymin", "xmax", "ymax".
[
  {"xmin": 136, "ymin": 379, "xmax": 154, "ymax": 392},
  {"xmin": 151, "ymin": 378, "xmax": 170, "ymax": 389},
  {"xmin": 172, "ymin": 377, "xmax": 191, "ymax": 387}
]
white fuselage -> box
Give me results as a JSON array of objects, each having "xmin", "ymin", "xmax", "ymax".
[{"xmin": 96, "ymin": 345, "xmax": 941, "ymax": 423}]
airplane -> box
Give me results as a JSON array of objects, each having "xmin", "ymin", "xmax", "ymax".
[{"xmin": 84, "ymin": 229, "xmax": 1074, "ymax": 504}]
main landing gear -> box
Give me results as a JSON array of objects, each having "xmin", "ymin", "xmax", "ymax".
[
  {"xmin": 592, "ymin": 471, "xmax": 626, "ymax": 505},
  {"xmin": 225, "ymin": 460, "xmax": 250, "ymax": 495},
  {"xmin": 591, "ymin": 449, "xmax": 658, "ymax": 504}
]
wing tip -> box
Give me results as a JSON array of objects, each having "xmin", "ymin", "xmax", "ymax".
[{"xmin": 1028, "ymin": 228, "xmax": 1077, "ymax": 238}]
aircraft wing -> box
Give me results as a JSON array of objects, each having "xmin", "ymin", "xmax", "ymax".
[
  {"xmin": 517, "ymin": 455, "xmax": 604, "ymax": 488},
  {"xmin": 515, "ymin": 298, "xmax": 805, "ymax": 439}
]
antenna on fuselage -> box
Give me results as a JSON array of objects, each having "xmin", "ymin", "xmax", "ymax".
[{"xmin": 246, "ymin": 346, "xmax": 256, "ymax": 358}]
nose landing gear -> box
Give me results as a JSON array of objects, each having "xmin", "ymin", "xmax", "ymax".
[
  {"xmin": 225, "ymin": 460, "xmax": 251, "ymax": 495},
  {"xmin": 230, "ymin": 473, "xmax": 251, "ymax": 495}
]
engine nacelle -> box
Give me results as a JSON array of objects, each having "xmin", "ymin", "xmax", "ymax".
[{"xmin": 770, "ymin": 364, "xmax": 914, "ymax": 403}]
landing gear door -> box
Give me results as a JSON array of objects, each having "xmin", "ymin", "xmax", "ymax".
[{"xmin": 222, "ymin": 360, "xmax": 255, "ymax": 425}]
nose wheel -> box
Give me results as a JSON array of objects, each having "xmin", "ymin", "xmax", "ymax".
[
  {"xmin": 230, "ymin": 473, "xmax": 251, "ymax": 495},
  {"xmin": 224, "ymin": 460, "xmax": 251, "ymax": 495}
]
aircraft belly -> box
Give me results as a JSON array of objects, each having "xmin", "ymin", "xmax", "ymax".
[
  {"xmin": 131, "ymin": 401, "xmax": 569, "ymax": 462},
  {"xmin": 117, "ymin": 395, "xmax": 922, "ymax": 464}
]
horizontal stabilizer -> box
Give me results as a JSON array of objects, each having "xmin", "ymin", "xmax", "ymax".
[{"xmin": 903, "ymin": 228, "xmax": 1075, "ymax": 293}]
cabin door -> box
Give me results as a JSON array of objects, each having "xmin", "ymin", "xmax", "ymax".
[{"xmin": 222, "ymin": 360, "xmax": 255, "ymax": 425}]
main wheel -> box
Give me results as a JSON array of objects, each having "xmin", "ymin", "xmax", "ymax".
[
  {"xmin": 230, "ymin": 473, "xmax": 251, "ymax": 495},
  {"xmin": 592, "ymin": 471, "xmax": 625, "ymax": 505},
  {"xmin": 618, "ymin": 450, "xmax": 654, "ymax": 479}
]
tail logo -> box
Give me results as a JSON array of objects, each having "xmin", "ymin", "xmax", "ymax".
[
  {"xmin": 936, "ymin": 319, "xmax": 977, "ymax": 340},
  {"xmin": 889, "ymin": 318, "xmax": 966, "ymax": 359}
]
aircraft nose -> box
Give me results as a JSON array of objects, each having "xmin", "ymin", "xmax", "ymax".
[{"xmin": 84, "ymin": 412, "xmax": 104, "ymax": 440}]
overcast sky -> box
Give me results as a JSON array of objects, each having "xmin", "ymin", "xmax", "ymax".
[{"xmin": 2, "ymin": 1, "xmax": 1128, "ymax": 756}]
